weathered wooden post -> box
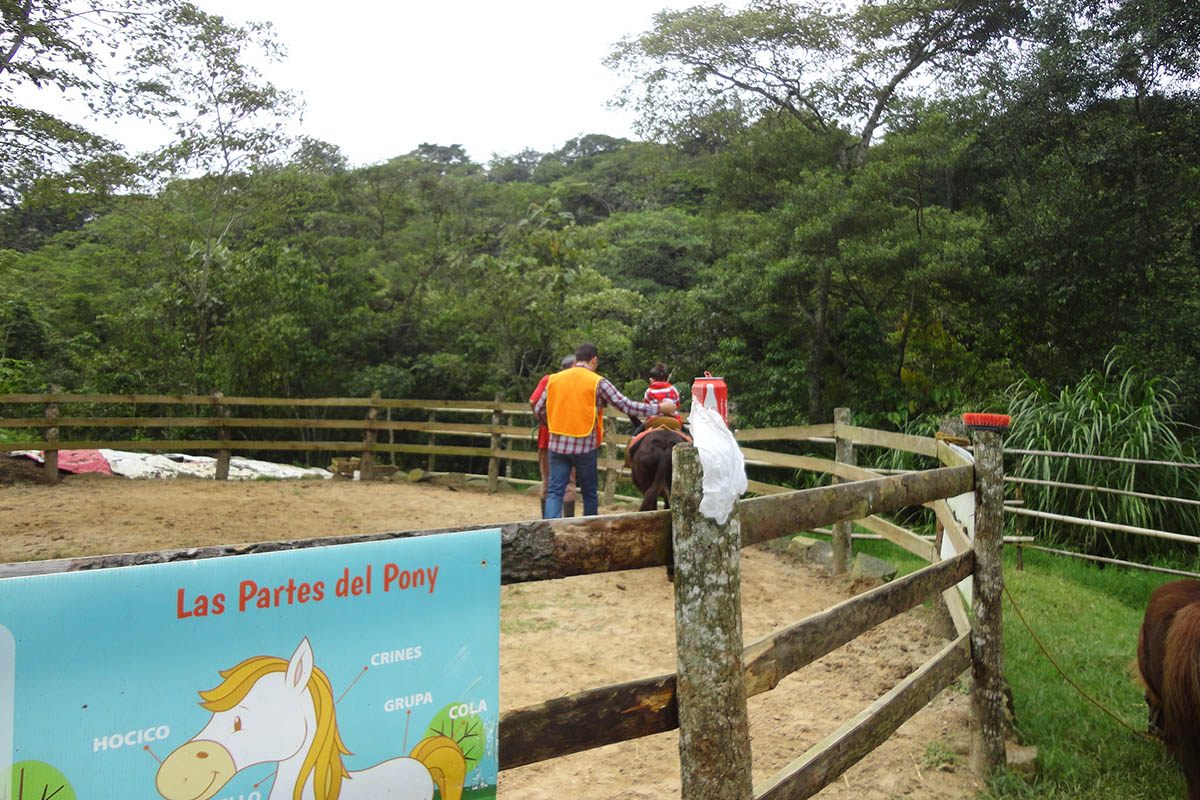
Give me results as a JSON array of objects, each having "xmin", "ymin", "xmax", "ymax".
[
  {"xmin": 361, "ymin": 389, "xmax": 380, "ymax": 481},
  {"xmin": 213, "ymin": 391, "xmax": 231, "ymax": 481},
  {"xmin": 1012, "ymin": 454, "xmax": 1025, "ymax": 570},
  {"xmin": 671, "ymin": 445, "xmax": 753, "ymax": 800},
  {"xmin": 965, "ymin": 414, "xmax": 1010, "ymax": 777},
  {"xmin": 487, "ymin": 391, "xmax": 504, "ymax": 493},
  {"xmin": 832, "ymin": 407, "xmax": 854, "ymax": 574},
  {"xmin": 387, "ymin": 406, "xmax": 396, "ymax": 466},
  {"xmin": 597, "ymin": 412, "xmax": 614, "ymax": 506},
  {"xmin": 426, "ymin": 409, "xmax": 437, "ymax": 473},
  {"xmin": 43, "ymin": 384, "xmax": 61, "ymax": 484}
]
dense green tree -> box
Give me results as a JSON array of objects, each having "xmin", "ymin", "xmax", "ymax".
[
  {"xmin": 608, "ymin": 0, "xmax": 1027, "ymax": 166},
  {"xmin": 1, "ymin": 0, "xmax": 292, "ymax": 207}
]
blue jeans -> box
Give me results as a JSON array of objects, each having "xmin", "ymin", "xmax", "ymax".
[{"xmin": 545, "ymin": 449, "xmax": 599, "ymax": 518}]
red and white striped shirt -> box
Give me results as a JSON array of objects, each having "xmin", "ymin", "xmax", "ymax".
[{"xmin": 644, "ymin": 381, "xmax": 681, "ymax": 420}]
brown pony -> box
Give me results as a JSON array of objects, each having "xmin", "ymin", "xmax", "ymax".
[
  {"xmin": 626, "ymin": 417, "xmax": 689, "ymax": 581},
  {"xmin": 1138, "ymin": 579, "xmax": 1200, "ymax": 798},
  {"xmin": 627, "ymin": 421, "xmax": 689, "ymax": 513}
]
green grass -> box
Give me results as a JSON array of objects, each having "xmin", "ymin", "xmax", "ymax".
[
  {"xmin": 987, "ymin": 548, "xmax": 1182, "ymax": 799},
  {"xmin": 800, "ymin": 531, "xmax": 1187, "ymax": 798}
]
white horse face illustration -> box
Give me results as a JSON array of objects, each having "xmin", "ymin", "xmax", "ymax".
[{"xmin": 157, "ymin": 639, "xmax": 315, "ymax": 800}]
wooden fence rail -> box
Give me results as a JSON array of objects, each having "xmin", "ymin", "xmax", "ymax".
[
  {"xmin": 0, "ymin": 394, "xmax": 965, "ymax": 498},
  {"xmin": 0, "ymin": 414, "xmax": 1007, "ymax": 799}
]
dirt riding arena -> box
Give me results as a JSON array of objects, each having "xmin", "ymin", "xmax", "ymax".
[{"xmin": 0, "ymin": 458, "xmax": 980, "ymax": 799}]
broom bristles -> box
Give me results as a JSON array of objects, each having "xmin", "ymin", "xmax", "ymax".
[{"xmin": 962, "ymin": 412, "xmax": 1011, "ymax": 431}]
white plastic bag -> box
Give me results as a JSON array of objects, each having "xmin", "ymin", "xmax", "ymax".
[{"xmin": 687, "ymin": 402, "xmax": 748, "ymax": 525}]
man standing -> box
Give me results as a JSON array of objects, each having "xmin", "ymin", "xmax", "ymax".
[
  {"xmin": 533, "ymin": 342, "xmax": 677, "ymax": 518},
  {"xmin": 529, "ymin": 354, "xmax": 579, "ymax": 517}
]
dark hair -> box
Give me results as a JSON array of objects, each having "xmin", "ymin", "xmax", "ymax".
[
  {"xmin": 575, "ymin": 342, "xmax": 598, "ymax": 362},
  {"xmin": 648, "ymin": 362, "xmax": 669, "ymax": 381}
]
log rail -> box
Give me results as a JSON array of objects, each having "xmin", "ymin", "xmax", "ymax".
[
  {"xmin": 0, "ymin": 395, "xmax": 1005, "ymax": 798},
  {"xmin": 0, "ymin": 467, "xmax": 978, "ymax": 783}
]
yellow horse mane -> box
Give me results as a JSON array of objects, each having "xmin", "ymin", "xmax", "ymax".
[{"xmin": 199, "ymin": 655, "xmax": 352, "ymax": 800}]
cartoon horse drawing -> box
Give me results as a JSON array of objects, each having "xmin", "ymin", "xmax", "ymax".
[{"xmin": 155, "ymin": 638, "xmax": 466, "ymax": 800}]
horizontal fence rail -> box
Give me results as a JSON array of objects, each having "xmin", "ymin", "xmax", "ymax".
[
  {"xmin": 0, "ymin": 504, "xmax": 974, "ymax": 771},
  {"xmin": 0, "ymin": 393, "xmax": 965, "ymax": 496},
  {"xmin": 1006, "ymin": 475, "xmax": 1200, "ymax": 508},
  {"xmin": 0, "ymin": 395, "xmax": 1001, "ymax": 797}
]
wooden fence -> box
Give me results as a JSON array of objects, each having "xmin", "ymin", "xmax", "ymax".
[
  {"xmin": 0, "ymin": 393, "xmax": 1012, "ymax": 798},
  {"xmin": 0, "ymin": 392, "xmax": 937, "ymax": 499}
]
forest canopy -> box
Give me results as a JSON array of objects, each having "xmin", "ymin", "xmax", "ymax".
[{"xmin": 3, "ymin": 0, "xmax": 1200, "ymax": 435}]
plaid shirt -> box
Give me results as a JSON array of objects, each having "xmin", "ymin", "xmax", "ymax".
[{"xmin": 534, "ymin": 368, "xmax": 661, "ymax": 454}]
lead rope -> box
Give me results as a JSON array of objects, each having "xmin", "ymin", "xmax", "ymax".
[{"xmin": 1002, "ymin": 583, "xmax": 1156, "ymax": 742}]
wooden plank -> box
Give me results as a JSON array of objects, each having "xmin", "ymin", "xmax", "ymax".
[
  {"xmin": 738, "ymin": 467, "xmax": 974, "ymax": 547},
  {"xmin": 927, "ymin": 500, "xmax": 972, "ymax": 556},
  {"xmin": 0, "ymin": 417, "xmax": 536, "ymax": 437},
  {"xmin": 498, "ymin": 448, "xmax": 539, "ymax": 464},
  {"xmin": 753, "ymin": 634, "xmax": 971, "ymax": 800},
  {"xmin": 0, "ymin": 394, "xmax": 533, "ymax": 413},
  {"xmin": 942, "ymin": 587, "xmax": 970, "ymax": 636},
  {"xmin": 741, "ymin": 552, "xmax": 972, "ymax": 696},
  {"xmin": 0, "ymin": 393, "xmax": 217, "ymax": 405},
  {"xmin": 746, "ymin": 479, "xmax": 792, "ymax": 495},
  {"xmin": 0, "ymin": 511, "xmax": 674, "ymax": 583},
  {"xmin": 737, "ymin": 447, "xmax": 880, "ymax": 482},
  {"xmin": 497, "ymin": 551, "xmax": 973, "ymax": 769},
  {"xmin": 734, "ymin": 424, "xmax": 834, "ymax": 442},
  {"xmin": 854, "ymin": 516, "xmax": 937, "ymax": 561},
  {"xmin": 0, "ymin": 441, "xmax": 502, "ymax": 457},
  {"xmin": 1007, "ymin": 506, "xmax": 1200, "ymax": 544},
  {"xmin": 499, "ymin": 674, "xmax": 679, "ymax": 769},
  {"xmin": 834, "ymin": 425, "xmax": 938, "ymax": 457},
  {"xmin": 1017, "ymin": 545, "xmax": 1200, "ymax": 578},
  {"xmin": 937, "ymin": 439, "xmax": 973, "ymax": 467},
  {"xmin": 498, "ymin": 552, "xmax": 973, "ymax": 769}
]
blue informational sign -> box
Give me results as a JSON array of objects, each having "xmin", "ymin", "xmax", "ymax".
[{"xmin": 0, "ymin": 529, "xmax": 501, "ymax": 800}]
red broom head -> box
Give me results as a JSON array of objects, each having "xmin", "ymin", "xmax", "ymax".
[{"xmin": 962, "ymin": 412, "xmax": 1011, "ymax": 432}]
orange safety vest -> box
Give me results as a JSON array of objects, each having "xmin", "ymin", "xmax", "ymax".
[{"xmin": 546, "ymin": 367, "xmax": 604, "ymax": 441}]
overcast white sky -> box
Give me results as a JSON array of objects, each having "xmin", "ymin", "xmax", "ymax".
[{"xmin": 163, "ymin": 0, "xmax": 742, "ymax": 167}]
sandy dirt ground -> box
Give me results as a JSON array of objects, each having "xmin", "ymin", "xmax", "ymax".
[{"xmin": 0, "ymin": 457, "xmax": 981, "ymax": 799}]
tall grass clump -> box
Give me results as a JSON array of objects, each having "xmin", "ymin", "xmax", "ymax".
[{"xmin": 1002, "ymin": 352, "xmax": 1200, "ymax": 563}]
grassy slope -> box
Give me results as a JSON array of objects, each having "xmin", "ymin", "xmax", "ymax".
[
  {"xmin": 829, "ymin": 533, "xmax": 1185, "ymax": 798},
  {"xmin": 988, "ymin": 549, "xmax": 1181, "ymax": 799}
]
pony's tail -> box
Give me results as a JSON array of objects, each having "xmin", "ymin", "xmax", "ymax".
[
  {"xmin": 411, "ymin": 734, "xmax": 466, "ymax": 800},
  {"xmin": 1163, "ymin": 602, "xmax": 1200, "ymax": 749}
]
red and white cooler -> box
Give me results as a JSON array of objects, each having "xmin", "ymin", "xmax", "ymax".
[{"xmin": 691, "ymin": 372, "xmax": 728, "ymax": 423}]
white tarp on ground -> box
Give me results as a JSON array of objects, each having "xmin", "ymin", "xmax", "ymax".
[{"xmin": 13, "ymin": 449, "xmax": 331, "ymax": 481}]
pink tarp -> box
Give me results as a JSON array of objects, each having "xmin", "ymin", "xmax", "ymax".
[{"xmin": 17, "ymin": 449, "xmax": 114, "ymax": 475}]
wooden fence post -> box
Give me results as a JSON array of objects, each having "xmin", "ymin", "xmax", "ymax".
[
  {"xmin": 43, "ymin": 384, "xmax": 61, "ymax": 484},
  {"xmin": 387, "ymin": 406, "xmax": 396, "ymax": 466},
  {"xmin": 969, "ymin": 427, "xmax": 1008, "ymax": 777},
  {"xmin": 487, "ymin": 391, "xmax": 504, "ymax": 493},
  {"xmin": 426, "ymin": 410, "xmax": 437, "ymax": 473},
  {"xmin": 1012, "ymin": 454, "xmax": 1024, "ymax": 570},
  {"xmin": 361, "ymin": 389, "xmax": 380, "ymax": 481},
  {"xmin": 832, "ymin": 407, "xmax": 854, "ymax": 574},
  {"xmin": 671, "ymin": 445, "xmax": 753, "ymax": 800},
  {"xmin": 602, "ymin": 411, "xmax": 617, "ymax": 506},
  {"xmin": 213, "ymin": 391, "xmax": 231, "ymax": 481}
]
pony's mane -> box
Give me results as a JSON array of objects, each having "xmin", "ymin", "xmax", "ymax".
[{"xmin": 199, "ymin": 655, "xmax": 352, "ymax": 800}]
